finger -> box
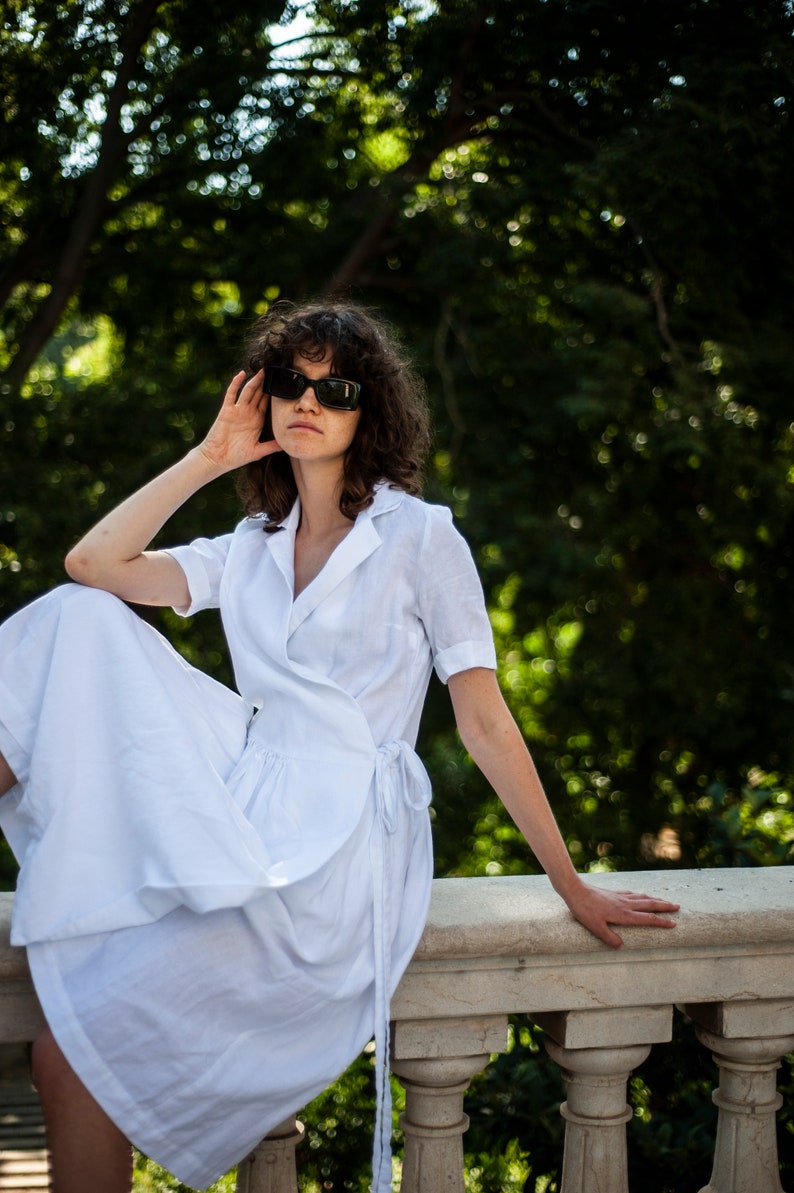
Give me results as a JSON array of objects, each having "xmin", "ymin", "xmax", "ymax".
[
  {"xmin": 235, "ymin": 369, "xmax": 264, "ymax": 407},
  {"xmin": 592, "ymin": 923, "xmax": 624, "ymax": 950},
  {"xmin": 588, "ymin": 911, "xmax": 676, "ymax": 946},
  {"xmin": 222, "ymin": 370, "xmax": 249, "ymax": 407},
  {"xmin": 614, "ymin": 892, "xmax": 681, "ymax": 912},
  {"xmin": 615, "ymin": 910, "xmax": 678, "ymax": 929}
]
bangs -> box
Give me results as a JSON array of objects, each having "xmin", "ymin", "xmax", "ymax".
[
  {"xmin": 290, "ymin": 340, "xmax": 360, "ymax": 383},
  {"xmin": 253, "ymin": 307, "xmax": 370, "ymax": 384}
]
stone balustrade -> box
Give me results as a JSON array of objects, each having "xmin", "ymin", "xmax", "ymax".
[{"xmin": 1, "ymin": 867, "xmax": 793, "ymax": 1192}]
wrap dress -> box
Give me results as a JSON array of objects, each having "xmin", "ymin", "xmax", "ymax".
[{"xmin": 0, "ymin": 483, "xmax": 496, "ymax": 1190}]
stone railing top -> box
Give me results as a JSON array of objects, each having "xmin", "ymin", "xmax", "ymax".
[{"xmin": 411, "ymin": 867, "xmax": 794, "ymax": 960}]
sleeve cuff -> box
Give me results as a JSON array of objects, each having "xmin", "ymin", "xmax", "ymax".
[
  {"xmin": 434, "ymin": 641, "xmax": 497, "ymax": 685},
  {"xmin": 163, "ymin": 546, "xmax": 214, "ymax": 617}
]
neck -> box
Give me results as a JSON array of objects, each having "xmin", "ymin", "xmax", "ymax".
[{"xmin": 291, "ymin": 459, "xmax": 351, "ymax": 535}]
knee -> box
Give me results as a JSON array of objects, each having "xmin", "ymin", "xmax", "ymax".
[
  {"xmin": 45, "ymin": 583, "xmax": 131, "ymax": 635},
  {"xmin": 56, "ymin": 582, "xmax": 121, "ymax": 612}
]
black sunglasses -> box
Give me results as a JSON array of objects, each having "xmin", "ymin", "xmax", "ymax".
[{"xmin": 263, "ymin": 365, "xmax": 361, "ymax": 411}]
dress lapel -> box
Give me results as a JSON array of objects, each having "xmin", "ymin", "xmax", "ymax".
[
  {"xmin": 288, "ymin": 485, "xmax": 405, "ymax": 638},
  {"xmin": 288, "ymin": 518, "xmax": 381, "ymax": 637},
  {"xmin": 262, "ymin": 500, "xmax": 300, "ymax": 598}
]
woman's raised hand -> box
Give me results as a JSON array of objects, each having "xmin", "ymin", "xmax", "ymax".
[{"xmin": 199, "ymin": 370, "xmax": 282, "ymax": 473}]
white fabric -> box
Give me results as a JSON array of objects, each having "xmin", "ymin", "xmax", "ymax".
[{"xmin": 0, "ymin": 485, "xmax": 496, "ymax": 1190}]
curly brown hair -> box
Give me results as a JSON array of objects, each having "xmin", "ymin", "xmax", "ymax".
[{"xmin": 236, "ymin": 301, "xmax": 432, "ymax": 531}]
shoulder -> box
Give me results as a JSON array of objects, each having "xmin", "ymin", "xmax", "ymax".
[
  {"xmin": 370, "ymin": 488, "xmax": 476, "ymax": 576},
  {"xmin": 370, "ymin": 485, "xmax": 455, "ymax": 536},
  {"xmin": 369, "ymin": 488, "xmax": 457, "ymax": 555},
  {"xmin": 220, "ymin": 514, "xmax": 270, "ymax": 562},
  {"xmin": 233, "ymin": 513, "xmax": 268, "ymax": 536}
]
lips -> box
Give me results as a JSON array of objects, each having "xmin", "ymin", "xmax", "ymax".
[{"xmin": 288, "ymin": 421, "xmax": 321, "ymax": 432}]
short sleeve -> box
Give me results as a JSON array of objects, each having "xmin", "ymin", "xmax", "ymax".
[
  {"xmin": 417, "ymin": 506, "xmax": 497, "ymax": 684},
  {"xmin": 164, "ymin": 534, "xmax": 234, "ymax": 616}
]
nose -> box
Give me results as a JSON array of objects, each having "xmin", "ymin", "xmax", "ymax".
[{"xmin": 295, "ymin": 381, "xmax": 321, "ymax": 411}]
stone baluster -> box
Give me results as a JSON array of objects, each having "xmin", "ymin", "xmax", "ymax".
[
  {"xmin": 390, "ymin": 1014, "xmax": 508, "ymax": 1193},
  {"xmin": 235, "ymin": 1115, "xmax": 305, "ymax": 1193},
  {"xmin": 531, "ymin": 1005, "xmax": 673, "ymax": 1193},
  {"xmin": 684, "ymin": 1000, "xmax": 794, "ymax": 1193}
]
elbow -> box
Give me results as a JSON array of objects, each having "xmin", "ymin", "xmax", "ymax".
[
  {"xmin": 456, "ymin": 715, "xmax": 492, "ymax": 761},
  {"xmin": 64, "ymin": 547, "xmax": 82, "ymax": 581},
  {"xmin": 64, "ymin": 546, "xmax": 97, "ymax": 585},
  {"xmin": 449, "ymin": 669, "xmax": 517, "ymax": 760},
  {"xmin": 456, "ymin": 704, "xmax": 527, "ymax": 773}
]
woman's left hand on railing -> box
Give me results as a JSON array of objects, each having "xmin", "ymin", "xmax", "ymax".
[{"xmin": 563, "ymin": 881, "xmax": 680, "ymax": 950}]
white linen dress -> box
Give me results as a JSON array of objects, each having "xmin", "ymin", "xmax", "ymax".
[{"xmin": 0, "ymin": 484, "xmax": 496, "ymax": 1191}]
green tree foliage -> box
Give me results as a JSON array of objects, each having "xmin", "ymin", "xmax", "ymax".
[
  {"xmin": 3, "ymin": 0, "xmax": 792, "ymax": 865},
  {"xmin": 2, "ymin": 0, "xmax": 794, "ymax": 1188}
]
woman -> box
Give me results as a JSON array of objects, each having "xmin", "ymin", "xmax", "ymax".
[{"xmin": 0, "ymin": 301, "xmax": 678, "ymax": 1193}]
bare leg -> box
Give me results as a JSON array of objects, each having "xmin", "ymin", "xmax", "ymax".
[
  {"xmin": 0, "ymin": 751, "xmax": 17, "ymax": 797},
  {"xmin": 31, "ymin": 1027, "xmax": 133, "ymax": 1193}
]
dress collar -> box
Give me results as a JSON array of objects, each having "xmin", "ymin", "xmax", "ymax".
[{"xmin": 274, "ymin": 481, "xmax": 406, "ymax": 534}]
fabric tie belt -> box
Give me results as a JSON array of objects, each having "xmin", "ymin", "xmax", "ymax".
[{"xmin": 371, "ymin": 740, "xmax": 432, "ymax": 1193}]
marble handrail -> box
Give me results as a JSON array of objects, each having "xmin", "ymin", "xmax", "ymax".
[{"xmin": 1, "ymin": 868, "xmax": 793, "ymax": 1193}]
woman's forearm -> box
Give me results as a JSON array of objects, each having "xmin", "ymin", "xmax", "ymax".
[
  {"xmin": 63, "ymin": 371, "xmax": 279, "ymax": 606},
  {"xmin": 67, "ymin": 449, "xmax": 222, "ymax": 575},
  {"xmin": 459, "ymin": 703, "xmax": 584, "ymax": 899},
  {"xmin": 64, "ymin": 447, "xmax": 225, "ymax": 604},
  {"xmin": 448, "ymin": 668, "xmax": 581, "ymax": 893}
]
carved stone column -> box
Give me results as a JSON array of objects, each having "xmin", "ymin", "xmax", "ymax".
[
  {"xmin": 532, "ymin": 1005, "xmax": 673, "ymax": 1193},
  {"xmin": 235, "ymin": 1115, "xmax": 305, "ymax": 1193},
  {"xmin": 390, "ymin": 1015, "xmax": 508, "ymax": 1193},
  {"xmin": 684, "ymin": 1000, "xmax": 794, "ymax": 1193}
]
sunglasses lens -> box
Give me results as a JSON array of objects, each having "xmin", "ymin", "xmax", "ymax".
[
  {"xmin": 264, "ymin": 366, "xmax": 303, "ymax": 400},
  {"xmin": 315, "ymin": 381, "xmax": 359, "ymax": 410}
]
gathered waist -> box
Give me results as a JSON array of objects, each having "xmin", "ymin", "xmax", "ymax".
[{"xmin": 245, "ymin": 709, "xmax": 429, "ymax": 806}]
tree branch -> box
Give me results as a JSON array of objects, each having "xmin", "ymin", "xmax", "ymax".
[
  {"xmin": 321, "ymin": 202, "xmax": 400, "ymax": 297},
  {"xmin": 320, "ymin": 101, "xmax": 486, "ymax": 296},
  {"xmin": 1, "ymin": 0, "xmax": 162, "ymax": 393}
]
